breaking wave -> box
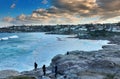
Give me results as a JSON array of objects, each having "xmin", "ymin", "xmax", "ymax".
[{"xmin": 0, "ymin": 35, "xmax": 19, "ymax": 41}]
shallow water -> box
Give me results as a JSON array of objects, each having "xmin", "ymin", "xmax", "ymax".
[{"xmin": 0, "ymin": 33, "xmax": 109, "ymax": 71}]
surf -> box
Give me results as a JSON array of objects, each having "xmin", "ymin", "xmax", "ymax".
[{"xmin": 0, "ymin": 35, "xmax": 19, "ymax": 41}]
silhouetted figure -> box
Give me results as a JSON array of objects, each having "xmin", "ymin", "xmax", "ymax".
[
  {"xmin": 42, "ymin": 65, "xmax": 46, "ymax": 76},
  {"xmin": 64, "ymin": 75, "xmax": 67, "ymax": 78},
  {"xmin": 67, "ymin": 51, "xmax": 69, "ymax": 55},
  {"xmin": 55, "ymin": 65, "xmax": 58, "ymax": 77},
  {"xmin": 52, "ymin": 65, "xmax": 54, "ymax": 73},
  {"xmin": 34, "ymin": 62, "xmax": 38, "ymax": 71}
]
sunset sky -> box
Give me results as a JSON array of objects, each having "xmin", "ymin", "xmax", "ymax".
[{"xmin": 0, "ymin": 0, "xmax": 120, "ymax": 26}]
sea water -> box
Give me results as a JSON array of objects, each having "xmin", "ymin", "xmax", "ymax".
[{"xmin": 0, "ymin": 33, "xmax": 109, "ymax": 71}]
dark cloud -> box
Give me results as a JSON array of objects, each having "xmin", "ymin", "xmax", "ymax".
[
  {"xmin": 51, "ymin": 0, "xmax": 120, "ymax": 19},
  {"xmin": 52, "ymin": 0, "xmax": 97, "ymax": 11},
  {"xmin": 97, "ymin": 0, "xmax": 120, "ymax": 11},
  {"xmin": 96, "ymin": 0, "xmax": 120, "ymax": 20}
]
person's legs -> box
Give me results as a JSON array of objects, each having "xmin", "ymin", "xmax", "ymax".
[{"xmin": 43, "ymin": 70, "xmax": 46, "ymax": 76}]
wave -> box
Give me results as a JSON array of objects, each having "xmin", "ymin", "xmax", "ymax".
[
  {"xmin": 0, "ymin": 35, "xmax": 19, "ymax": 41},
  {"xmin": 9, "ymin": 35, "xmax": 19, "ymax": 39},
  {"xmin": 0, "ymin": 37, "xmax": 9, "ymax": 40}
]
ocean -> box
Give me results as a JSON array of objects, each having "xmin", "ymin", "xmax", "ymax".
[{"xmin": 0, "ymin": 33, "xmax": 109, "ymax": 71}]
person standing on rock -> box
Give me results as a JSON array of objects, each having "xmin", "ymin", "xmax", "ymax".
[
  {"xmin": 67, "ymin": 51, "xmax": 69, "ymax": 55},
  {"xmin": 55, "ymin": 65, "xmax": 58, "ymax": 77},
  {"xmin": 34, "ymin": 62, "xmax": 38, "ymax": 71},
  {"xmin": 42, "ymin": 65, "xmax": 46, "ymax": 76}
]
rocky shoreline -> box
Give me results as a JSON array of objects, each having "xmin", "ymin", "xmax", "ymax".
[{"xmin": 0, "ymin": 35, "xmax": 120, "ymax": 79}]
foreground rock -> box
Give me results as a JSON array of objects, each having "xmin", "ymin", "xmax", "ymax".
[
  {"xmin": 0, "ymin": 70, "xmax": 20, "ymax": 79},
  {"xmin": 13, "ymin": 45, "xmax": 119, "ymax": 79},
  {"xmin": 2, "ymin": 45, "xmax": 120, "ymax": 79}
]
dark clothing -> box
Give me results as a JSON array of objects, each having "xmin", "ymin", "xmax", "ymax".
[
  {"xmin": 64, "ymin": 75, "xmax": 67, "ymax": 78},
  {"xmin": 34, "ymin": 62, "xmax": 38, "ymax": 71},
  {"xmin": 42, "ymin": 65, "xmax": 46, "ymax": 76},
  {"xmin": 67, "ymin": 51, "xmax": 69, "ymax": 55},
  {"xmin": 55, "ymin": 66, "xmax": 58, "ymax": 77}
]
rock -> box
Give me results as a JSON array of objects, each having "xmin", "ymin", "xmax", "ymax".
[
  {"xmin": 89, "ymin": 59, "xmax": 115, "ymax": 68},
  {"xmin": 77, "ymin": 71, "xmax": 106, "ymax": 79},
  {"xmin": 7, "ymin": 76, "xmax": 36, "ymax": 79},
  {"xmin": 21, "ymin": 70, "xmax": 41, "ymax": 79},
  {"xmin": 51, "ymin": 54, "xmax": 64, "ymax": 65},
  {"xmin": 67, "ymin": 74, "xmax": 79, "ymax": 79},
  {"xmin": 102, "ymin": 45, "xmax": 120, "ymax": 51},
  {"xmin": 0, "ymin": 70, "xmax": 20, "ymax": 79},
  {"xmin": 68, "ymin": 50, "xmax": 83, "ymax": 55},
  {"xmin": 105, "ymin": 57, "xmax": 120, "ymax": 67},
  {"xmin": 87, "ymin": 59, "xmax": 119, "ymax": 75},
  {"xmin": 41, "ymin": 76, "xmax": 51, "ymax": 79},
  {"xmin": 51, "ymin": 54, "xmax": 79, "ymax": 65},
  {"xmin": 114, "ymin": 73, "xmax": 120, "ymax": 79},
  {"xmin": 51, "ymin": 54, "xmax": 87, "ymax": 74},
  {"xmin": 80, "ymin": 75, "xmax": 105, "ymax": 79}
]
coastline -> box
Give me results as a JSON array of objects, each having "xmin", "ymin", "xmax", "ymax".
[{"xmin": 0, "ymin": 34, "xmax": 120, "ymax": 79}]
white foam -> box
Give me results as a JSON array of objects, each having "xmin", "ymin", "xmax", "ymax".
[
  {"xmin": 9, "ymin": 35, "xmax": 19, "ymax": 39},
  {"xmin": 0, "ymin": 35, "xmax": 19, "ymax": 41},
  {"xmin": 1, "ymin": 37, "xmax": 9, "ymax": 40}
]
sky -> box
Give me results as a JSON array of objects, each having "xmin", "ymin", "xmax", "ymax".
[{"xmin": 0, "ymin": 0, "xmax": 120, "ymax": 26}]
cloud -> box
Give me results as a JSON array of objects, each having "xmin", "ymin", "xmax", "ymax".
[
  {"xmin": 28, "ymin": 7, "xmax": 82, "ymax": 24},
  {"xmin": 10, "ymin": 3, "xmax": 16, "ymax": 9},
  {"xmin": 97, "ymin": 0, "xmax": 120, "ymax": 11},
  {"xmin": 96, "ymin": 0, "xmax": 120, "ymax": 20},
  {"xmin": 17, "ymin": 14, "xmax": 26, "ymax": 21},
  {"xmin": 3, "ymin": 0, "xmax": 120, "ymax": 25},
  {"xmin": 51, "ymin": 0, "xmax": 120, "ymax": 19},
  {"xmin": 3, "ymin": 17, "xmax": 15, "ymax": 22},
  {"xmin": 52, "ymin": 0, "xmax": 97, "ymax": 12},
  {"xmin": 42, "ymin": 0, "xmax": 48, "ymax": 4},
  {"xmin": 27, "ymin": 0, "xmax": 120, "ymax": 24}
]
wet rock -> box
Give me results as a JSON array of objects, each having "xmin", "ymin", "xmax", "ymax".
[{"xmin": 41, "ymin": 76, "xmax": 51, "ymax": 79}]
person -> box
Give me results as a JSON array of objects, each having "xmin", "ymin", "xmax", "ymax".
[
  {"xmin": 66, "ymin": 51, "xmax": 69, "ymax": 55},
  {"xmin": 64, "ymin": 75, "xmax": 67, "ymax": 78},
  {"xmin": 55, "ymin": 65, "xmax": 58, "ymax": 77},
  {"xmin": 42, "ymin": 65, "xmax": 46, "ymax": 76},
  {"xmin": 34, "ymin": 62, "xmax": 38, "ymax": 71}
]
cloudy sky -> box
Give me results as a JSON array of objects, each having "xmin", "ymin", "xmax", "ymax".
[{"xmin": 0, "ymin": 0, "xmax": 120, "ymax": 26}]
